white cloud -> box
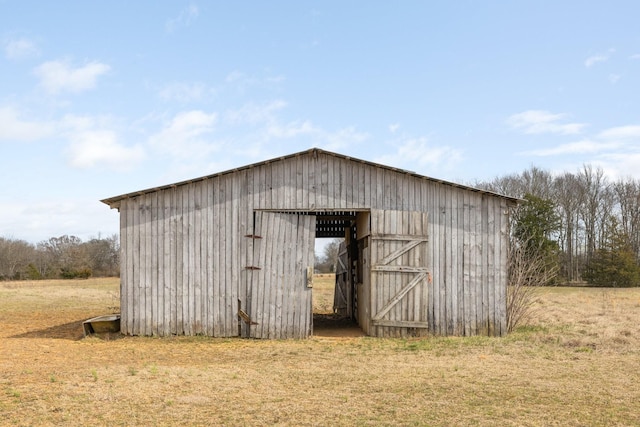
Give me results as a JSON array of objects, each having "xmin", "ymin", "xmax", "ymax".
[
  {"xmin": 522, "ymin": 140, "xmax": 621, "ymax": 156},
  {"xmin": 376, "ymin": 137, "xmax": 462, "ymax": 173},
  {"xmin": 33, "ymin": 60, "xmax": 110, "ymax": 94},
  {"xmin": 389, "ymin": 123, "xmax": 400, "ymax": 133},
  {"xmin": 584, "ymin": 54, "xmax": 608, "ymax": 68},
  {"xmin": 66, "ymin": 130, "xmax": 145, "ymax": 170},
  {"xmin": 0, "ymin": 199, "xmax": 119, "ymax": 243},
  {"xmin": 0, "ymin": 106, "xmax": 55, "ymax": 141},
  {"xmin": 609, "ymin": 74, "xmax": 621, "ymax": 84},
  {"xmin": 584, "ymin": 49, "xmax": 614, "ymax": 68},
  {"xmin": 166, "ymin": 3, "xmax": 199, "ymax": 33},
  {"xmin": 598, "ymin": 125, "xmax": 640, "ymax": 140},
  {"xmin": 4, "ymin": 37, "xmax": 39, "ymax": 60},
  {"xmin": 158, "ymin": 82, "xmax": 213, "ymax": 103},
  {"xmin": 521, "ymin": 123, "xmax": 640, "ymax": 181},
  {"xmin": 267, "ymin": 120, "xmax": 317, "ymax": 138},
  {"xmin": 224, "ymin": 100, "xmax": 367, "ymax": 153},
  {"xmin": 255, "ymin": 116, "xmax": 367, "ymax": 152},
  {"xmin": 61, "ymin": 115, "xmax": 145, "ymax": 170},
  {"xmin": 630, "ymin": 54, "xmax": 640, "ymax": 60},
  {"xmin": 598, "ymin": 152, "xmax": 640, "ymax": 180},
  {"xmin": 507, "ymin": 110, "xmax": 586, "ymax": 135},
  {"xmin": 148, "ymin": 110, "xmax": 218, "ymax": 158},
  {"xmin": 320, "ymin": 126, "xmax": 369, "ymax": 152},
  {"xmin": 224, "ymin": 70, "xmax": 285, "ymax": 94},
  {"xmin": 225, "ymin": 100, "xmax": 287, "ymax": 125}
]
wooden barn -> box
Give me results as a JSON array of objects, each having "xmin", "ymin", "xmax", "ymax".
[{"xmin": 102, "ymin": 148, "xmax": 518, "ymax": 339}]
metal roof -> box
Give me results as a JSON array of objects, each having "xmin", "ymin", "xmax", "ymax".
[{"xmin": 101, "ymin": 147, "xmax": 520, "ymax": 208}]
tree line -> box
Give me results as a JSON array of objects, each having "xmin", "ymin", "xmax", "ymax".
[
  {"xmin": 479, "ymin": 164, "xmax": 640, "ymax": 287},
  {"xmin": 4, "ymin": 163, "xmax": 639, "ymax": 287},
  {"xmin": 0, "ymin": 234, "xmax": 119, "ymax": 280}
]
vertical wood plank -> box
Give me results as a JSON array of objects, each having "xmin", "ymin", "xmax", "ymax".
[
  {"xmin": 169, "ymin": 188, "xmax": 178, "ymax": 335},
  {"xmin": 297, "ymin": 155, "xmax": 305, "ymax": 209},
  {"xmin": 360, "ymin": 162, "xmax": 368, "ymax": 208},
  {"xmin": 249, "ymin": 211, "xmax": 260, "ymax": 338},
  {"xmin": 498, "ymin": 200, "xmax": 509, "ymax": 335},
  {"xmin": 342, "ymin": 158, "xmax": 350, "ymax": 209},
  {"xmin": 229, "ymin": 175, "xmax": 239, "ymax": 336},
  {"xmin": 327, "ymin": 155, "xmax": 335, "ymax": 208},
  {"xmin": 447, "ymin": 188, "xmax": 457, "ymax": 335},
  {"xmin": 237, "ymin": 171, "xmax": 248, "ymax": 338},
  {"xmin": 132, "ymin": 197, "xmax": 141, "ymax": 335},
  {"xmin": 211, "ymin": 178, "xmax": 220, "ymax": 336},
  {"xmin": 431, "ymin": 187, "xmax": 441, "ymax": 335},
  {"xmin": 307, "ymin": 153, "xmax": 316, "ymax": 209},
  {"xmin": 176, "ymin": 186, "xmax": 185, "ymax": 335},
  {"xmin": 151, "ymin": 192, "xmax": 159, "ymax": 336},
  {"xmin": 125, "ymin": 199, "xmax": 134, "ymax": 335},
  {"xmin": 486, "ymin": 196, "xmax": 496, "ymax": 336},
  {"xmin": 319, "ymin": 153, "xmax": 328, "ymax": 208},
  {"xmin": 186, "ymin": 184, "xmax": 195, "ymax": 335},
  {"xmin": 469, "ymin": 193, "xmax": 478, "ymax": 336},
  {"xmin": 462, "ymin": 190, "xmax": 471, "ymax": 336},
  {"xmin": 205, "ymin": 179, "xmax": 215, "ymax": 336},
  {"xmin": 439, "ymin": 186, "xmax": 450, "ymax": 335},
  {"xmin": 302, "ymin": 215, "xmax": 316, "ymax": 338},
  {"xmin": 481, "ymin": 194, "xmax": 490, "ymax": 335},
  {"xmin": 192, "ymin": 183, "xmax": 202, "ymax": 335},
  {"xmin": 162, "ymin": 189, "xmax": 173, "ymax": 336}
]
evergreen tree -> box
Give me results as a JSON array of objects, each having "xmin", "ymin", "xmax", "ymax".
[
  {"xmin": 584, "ymin": 216, "xmax": 640, "ymax": 287},
  {"xmin": 512, "ymin": 193, "xmax": 561, "ymax": 285}
]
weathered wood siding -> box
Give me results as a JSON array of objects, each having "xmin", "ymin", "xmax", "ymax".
[
  {"xmin": 248, "ymin": 212, "xmax": 315, "ymax": 339},
  {"xmin": 369, "ymin": 209, "xmax": 430, "ymax": 338},
  {"xmin": 117, "ymin": 150, "xmax": 511, "ymax": 337}
]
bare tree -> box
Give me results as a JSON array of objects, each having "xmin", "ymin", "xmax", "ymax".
[
  {"xmin": 83, "ymin": 234, "xmax": 120, "ymax": 276},
  {"xmin": 480, "ymin": 164, "xmax": 640, "ymax": 288},
  {"xmin": 314, "ymin": 238, "xmax": 342, "ymax": 273},
  {"xmin": 554, "ymin": 173, "xmax": 582, "ymax": 282},
  {"xmin": 613, "ymin": 179, "xmax": 640, "ymax": 263},
  {"xmin": 577, "ymin": 165, "xmax": 610, "ymax": 266},
  {"xmin": 478, "ymin": 166, "xmax": 555, "ymax": 199},
  {"xmin": 0, "ymin": 238, "xmax": 35, "ymax": 280},
  {"xmin": 507, "ymin": 234, "xmax": 560, "ymax": 332}
]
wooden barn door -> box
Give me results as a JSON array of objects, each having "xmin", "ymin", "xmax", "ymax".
[
  {"xmin": 333, "ymin": 242, "xmax": 350, "ymax": 316},
  {"xmin": 369, "ymin": 210, "xmax": 429, "ymax": 336},
  {"xmin": 246, "ymin": 212, "xmax": 316, "ymax": 339}
]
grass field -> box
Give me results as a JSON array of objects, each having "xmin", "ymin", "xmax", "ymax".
[{"xmin": 1, "ymin": 277, "xmax": 639, "ymax": 426}]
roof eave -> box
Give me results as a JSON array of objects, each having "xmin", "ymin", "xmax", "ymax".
[{"xmin": 100, "ymin": 148, "xmax": 521, "ymax": 207}]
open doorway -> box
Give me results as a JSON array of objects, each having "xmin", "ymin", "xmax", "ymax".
[
  {"xmin": 310, "ymin": 212, "xmax": 367, "ymax": 337},
  {"xmin": 313, "ymin": 237, "xmax": 342, "ymax": 314},
  {"xmin": 254, "ymin": 210, "xmax": 366, "ymax": 337}
]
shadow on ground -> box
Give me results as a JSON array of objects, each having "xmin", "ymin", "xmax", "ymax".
[
  {"xmin": 10, "ymin": 320, "xmax": 122, "ymax": 341},
  {"xmin": 10, "ymin": 320, "xmax": 87, "ymax": 340},
  {"xmin": 313, "ymin": 313, "xmax": 365, "ymax": 337},
  {"xmin": 9, "ymin": 315, "xmax": 363, "ymax": 340}
]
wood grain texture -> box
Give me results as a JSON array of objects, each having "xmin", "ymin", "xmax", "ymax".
[{"xmin": 114, "ymin": 151, "xmax": 511, "ymax": 338}]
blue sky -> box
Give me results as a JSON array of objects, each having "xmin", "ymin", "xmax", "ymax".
[{"xmin": 2, "ymin": 1, "xmax": 640, "ymax": 243}]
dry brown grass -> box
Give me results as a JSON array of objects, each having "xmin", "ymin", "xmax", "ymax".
[
  {"xmin": 312, "ymin": 273, "xmax": 336, "ymax": 314},
  {"xmin": 1, "ymin": 278, "xmax": 639, "ymax": 426}
]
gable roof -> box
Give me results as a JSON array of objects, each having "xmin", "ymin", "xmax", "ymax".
[{"xmin": 101, "ymin": 148, "xmax": 519, "ymax": 208}]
